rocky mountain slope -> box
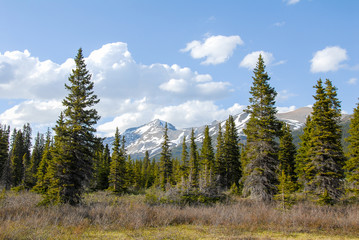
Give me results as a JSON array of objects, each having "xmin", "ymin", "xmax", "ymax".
[{"xmin": 104, "ymin": 107, "xmax": 318, "ymax": 159}]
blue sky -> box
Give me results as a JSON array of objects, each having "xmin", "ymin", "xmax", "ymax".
[{"xmin": 0, "ymin": 0, "xmax": 358, "ymax": 136}]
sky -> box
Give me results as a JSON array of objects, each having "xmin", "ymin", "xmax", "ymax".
[{"xmin": 0, "ymin": 0, "xmax": 358, "ymax": 137}]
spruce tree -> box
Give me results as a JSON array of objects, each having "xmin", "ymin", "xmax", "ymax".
[
  {"xmin": 297, "ymin": 79, "xmax": 345, "ymax": 201},
  {"xmin": 278, "ymin": 123, "xmax": 297, "ymax": 184},
  {"xmin": 33, "ymin": 130, "xmax": 52, "ymax": 194},
  {"xmin": 222, "ymin": 116, "xmax": 241, "ymax": 189},
  {"xmin": 345, "ymin": 100, "xmax": 359, "ymax": 195},
  {"xmin": 242, "ymin": 55, "xmax": 282, "ymax": 202},
  {"xmin": 215, "ymin": 123, "xmax": 225, "ymax": 182},
  {"xmin": 141, "ymin": 151, "xmax": 151, "ymax": 188},
  {"xmin": 295, "ymin": 116, "xmax": 313, "ymax": 190},
  {"xmin": 159, "ymin": 123, "xmax": 172, "ymax": 190},
  {"xmin": 200, "ymin": 126, "xmax": 215, "ymax": 184},
  {"xmin": 0, "ymin": 124, "xmax": 10, "ymax": 183},
  {"xmin": 189, "ymin": 128, "xmax": 199, "ymax": 187},
  {"xmin": 180, "ymin": 136, "xmax": 189, "ymax": 179},
  {"xmin": 10, "ymin": 130, "xmax": 25, "ymax": 187},
  {"xmin": 109, "ymin": 128, "xmax": 127, "ymax": 194},
  {"xmin": 45, "ymin": 49, "xmax": 100, "ymax": 205}
]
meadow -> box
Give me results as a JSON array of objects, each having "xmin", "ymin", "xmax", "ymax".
[{"xmin": 1, "ymin": 190, "xmax": 359, "ymax": 239}]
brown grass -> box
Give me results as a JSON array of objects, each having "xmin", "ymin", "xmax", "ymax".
[{"xmin": 1, "ymin": 191, "xmax": 359, "ymax": 239}]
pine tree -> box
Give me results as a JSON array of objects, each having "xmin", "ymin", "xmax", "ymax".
[
  {"xmin": 222, "ymin": 116, "xmax": 241, "ymax": 189},
  {"xmin": 97, "ymin": 144, "xmax": 111, "ymax": 190},
  {"xmin": 242, "ymin": 55, "xmax": 282, "ymax": 202},
  {"xmin": 345, "ymin": 100, "xmax": 359, "ymax": 195},
  {"xmin": 295, "ymin": 116, "xmax": 314, "ymax": 190},
  {"xmin": 278, "ymin": 123, "xmax": 297, "ymax": 185},
  {"xmin": 109, "ymin": 128, "xmax": 127, "ymax": 194},
  {"xmin": 159, "ymin": 123, "xmax": 172, "ymax": 190},
  {"xmin": 10, "ymin": 130, "xmax": 25, "ymax": 187},
  {"xmin": 45, "ymin": 49, "xmax": 100, "ymax": 205},
  {"xmin": 215, "ymin": 123, "xmax": 225, "ymax": 184},
  {"xmin": 141, "ymin": 151, "xmax": 151, "ymax": 188},
  {"xmin": 180, "ymin": 136, "xmax": 189, "ymax": 180},
  {"xmin": 200, "ymin": 126, "xmax": 215, "ymax": 184},
  {"xmin": 189, "ymin": 128, "xmax": 199, "ymax": 187},
  {"xmin": 297, "ymin": 79, "xmax": 345, "ymax": 201},
  {"xmin": 33, "ymin": 130, "xmax": 52, "ymax": 194},
  {"xmin": 0, "ymin": 124, "xmax": 10, "ymax": 183}
]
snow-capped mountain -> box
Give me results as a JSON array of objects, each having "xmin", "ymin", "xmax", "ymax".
[{"xmin": 104, "ymin": 107, "xmax": 313, "ymax": 159}]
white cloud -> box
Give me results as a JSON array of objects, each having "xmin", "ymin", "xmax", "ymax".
[
  {"xmin": 159, "ymin": 78, "xmax": 188, "ymax": 93},
  {"xmin": 310, "ymin": 46, "xmax": 348, "ymax": 73},
  {"xmin": 284, "ymin": 0, "xmax": 300, "ymax": 5},
  {"xmin": 239, "ymin": 51, "xmax": 275, "ymax": 70},
  {"xmin": 277, "ymin": 106, "xmax": 296, "ymax": 113},
  {"xmin": 181, "ymin": 35, "xmax": 244, "ymax": 65},
  {"xmin": 348, "ymin": 78, "xmax": 357, "ymax": 85},
  {"xmin": 0, "ymin": 99, "xmax": 63, "ymax": 130},
  {"xmin": 0, "ymin": 42, "xmax": 234, "ymax": 136}
]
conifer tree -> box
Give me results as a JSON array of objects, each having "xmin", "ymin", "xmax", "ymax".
[
  {"xmin": 215, "ymin": 123, "xmax": 225, "ymax": 180},
  {"xmin": 159, "ymin": 123, "xmax": 172, "ymax": 190},
  {"xmin": 200, "ymin": 126, "xmax": 215, "ymax": 184},
  {"xmin": 10, "ymin": 130, "xmax": 25, "ymax": 187},
  {"xmin": 345, "ymin": 100, "xmax": 359, "ymax": 195},
  {"xmin": 278, "ymin": 123, "xmax": 297, "ymax": 185},
  {"xmin": 45, "ymin": 49, "xmax": 100, "ymax": 205},
  {"xmin": 242, "ymin": 55, "xmax": 282, "ymax": 202},
  {"xmin": 222, "ymin": 116, "xmax": 241, "ymax": 189},
  {"xmin": 33, "ymin": 130, "xmax": 52, "ymax": 194},
  {"xmin": 0, "ymin": 124, "xmax": 10, "ymax": 183},
  {"xmin": 109, "ymin": 128, "xmax": 127, "ymax": 194},
  {"xmin": 141, "ymin": 151, "xmax": 151, "ymax": 188},
  {"xmin": 189, "ymin": 128, "xmax": 199, "ymax": 187},
  {"xmin": 180, "ymin": 136, "xmax": 189, "ymax": 179},
  {"xmin": 295, "ymin": 116, "xmax": 313, "ymax": 189},
  {"xmin": 297, "ymin": 79, "xmax": 345, "ymax": 201},
  {"xmin": 97, "ymin": 144, "xmax": 111, "ymax": 190}
]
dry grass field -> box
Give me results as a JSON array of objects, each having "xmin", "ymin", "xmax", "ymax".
[{"xmin": 1, "ymin": 190, "xmax": 359, "ymax": 239}]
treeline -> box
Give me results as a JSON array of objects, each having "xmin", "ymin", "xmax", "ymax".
[{"xmin": 0, "ymin": 52, "xmax": 359, "ymax": 205}]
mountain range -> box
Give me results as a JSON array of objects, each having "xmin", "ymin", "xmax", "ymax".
[{"xmin": 104, "ymin": 107, "xmax": 332, "ymax": 159}]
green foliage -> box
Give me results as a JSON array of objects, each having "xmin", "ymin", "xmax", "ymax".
[
  {"xmin": 159, "ymin": 123, "xmax": 173, "ymax": 190},
  {"xmin": 275, "ymin": 170, "xmax": 296, "ymax": 208},
  {"xmin": 345, "ymin": 100, "xmax": 359, "ymax": 195},
  {"xmin": 42, "ymin": 48, "xmax": 100, "ymax": 205},
  {"xmin": 109, "ymin": 128, "xmax": 127, "ymax": 194},
  {"xmin": 33, "ymin": 131, "xmax": 52, "ymax": 194},
  {"xmin": 278, "ymin": 123, "xmax": 297, "ymax": 186},
  {"xmin": 297, "ymin": 79, "xmax": 345, "ymax": 201},
  {"xmin": 222, "ymin": 116, "xmax": 241, "ymax": 189},
  {"xmin": 0, "ymin": 124, "xmax": 10, "ymax": 185},
  {"xmin": 189, "ymin": 128, "xmax": 199, "ymax": 187},
  {"xmin": 242, "ymin": 54, "xmax": 282, "ymax": 202}
]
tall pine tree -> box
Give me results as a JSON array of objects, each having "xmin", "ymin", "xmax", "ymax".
[
  {"xmin": 297, "ymin": 79, "xmax": 345, "ymax": 201},
  {"xmin": 189, "ymin": 128, "xmax": 199, "ymax": 187},
  {"xmin": 345, "ymin": 99, "xmax": 359, "ymax": 195},
  {"xmin": 45, "ymin": 49, "xmax": 100, "ymax": 205},
  {"xmin": 109, "ymin": 128, "xmax": 127, "ymax": 194},
  {"xmin": 242, "ymin": 54, "xmax": 282, "ymax": 202},
  {"xmin": 159, "ymin": 123, "xmax": 172, "ymax": 190}
]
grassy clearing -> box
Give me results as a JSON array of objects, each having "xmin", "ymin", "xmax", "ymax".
[{"xmin": 1, "ymin": 191, "xmax": 359, "ymax": 239}]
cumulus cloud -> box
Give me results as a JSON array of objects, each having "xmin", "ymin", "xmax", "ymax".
[
  {"xmin": 0, "ymin": 42, "xmax": 235, "ymax": 136},
  {"xmin": 239, "ymin": 51, "xmax": 275, "ymax": 70},
  {"xmin": 181, "ymin": 35, "xmax": 243, "ymax": 65},
  {"xmin": 310, "ymin": 46, "xmax": 348, "ymax": 73},
  {"xmin": 348, "ymin": 77, "xmax": 357, "ymax": 85},
  {"xmin": 0, "ymin": 99, "xmax": 63, "ymax": 130}
]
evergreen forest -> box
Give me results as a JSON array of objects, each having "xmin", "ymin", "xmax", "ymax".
[{"xmin": 1, "ymin": 50, "xmax": 359, "ymax": 207}]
